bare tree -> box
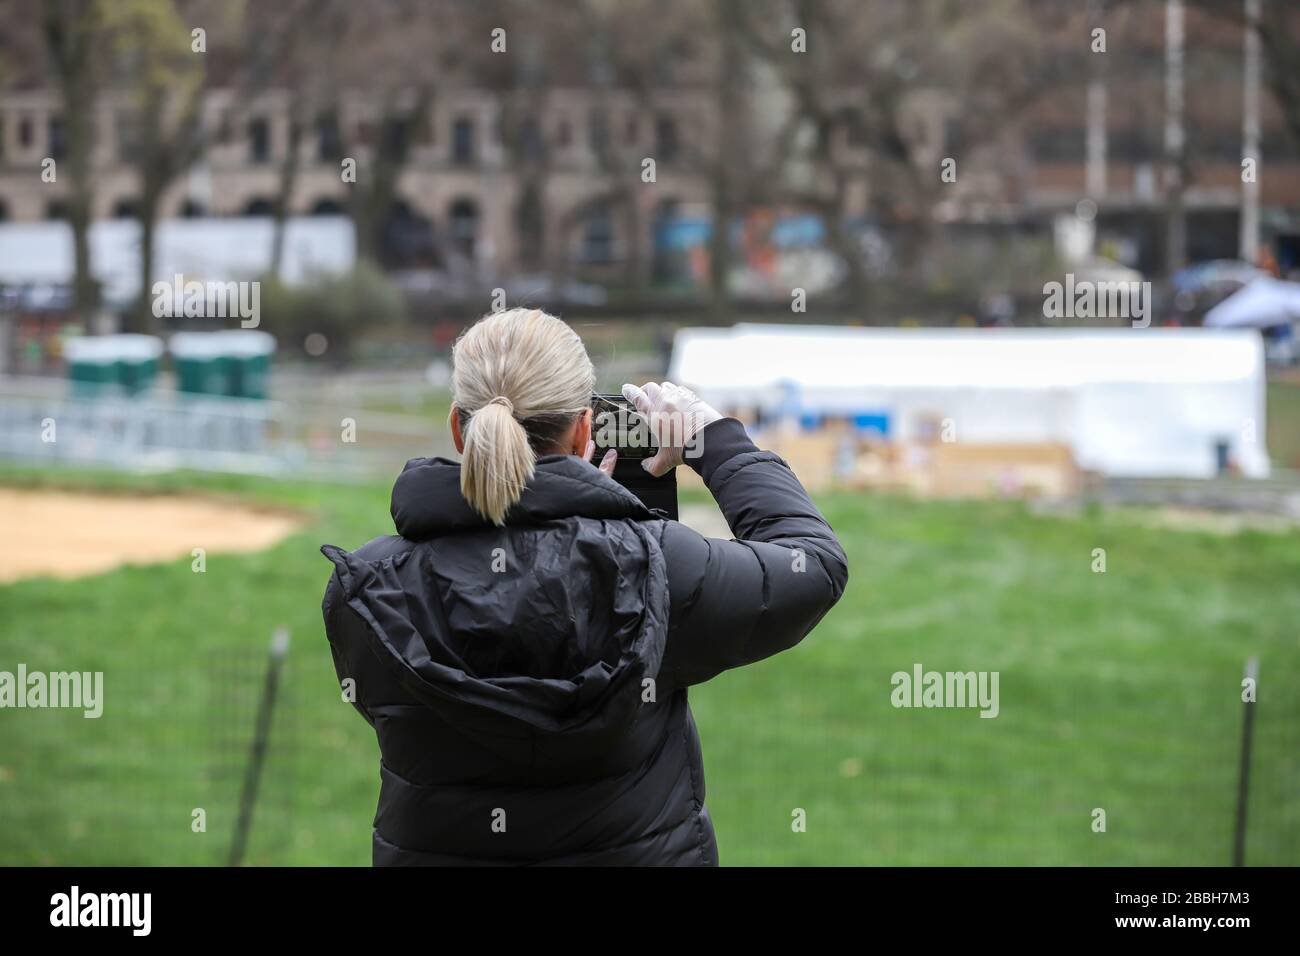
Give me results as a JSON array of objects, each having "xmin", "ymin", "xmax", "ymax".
[
  {"xmin": 558, "ymin": 0, "xmax": 714, "ymax": 297},
  {"xmin": 0, "ymin": 0, "xmax": 108, "ymax": 325},
  {"xmin": 1189, "ymin": 0, "xmax": 1300, "ymax": 147},
  {"xmin": 308, "ymin": 0, "xmax": 452, "ymax": 266},
  {"xmin": 736, "ymin": 0, "xmax": 1057, "ymax": 301},
  {"xmin": 40, "ymin": 0, "xmax": 106, "ymax": 327},
  {"xmin": 236, "ymin": 0, "xmax": 329, "ymax": 276},
  {"xmin": 101, "ymin": 0, "xmax": 208, "ymax": 335},
  {"xmin": 575, "ymin": 0, "xmax": 749, "ymax": 313}
]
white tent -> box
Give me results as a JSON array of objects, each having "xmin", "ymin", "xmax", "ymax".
[
  {"xmin": 669, "ymin": 325, "xmax": 1269, "ymax": 479},
  {"xmin": 0, "ymin": 216, "xmax": 355, "ymax": 305},
  {"xmin": 1203, "ymin": 277, "xmax": 1300, "ymax": 329}
]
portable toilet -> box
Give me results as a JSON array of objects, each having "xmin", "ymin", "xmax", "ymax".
[
  {"xmin": 114, "ymin": 334, "xmax": 165, "ymax": 394},
  {"xmin": 218, "ymin": 330, "xmax": 276, "ymax": 399},
  {"xmin": 171, "ymin": 332, "xmax": 228, "ymax": 396},
  {"xmin": 65, "ymin": 336, "xmax": 117, "ymax": 398},
  {"xmin": 65, "ymin": 334, "xmax": 164, "ymax": 397}
]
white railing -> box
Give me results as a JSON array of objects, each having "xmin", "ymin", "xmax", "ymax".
[{"xmin": 0, "ymin": 376, "xmax": 449, "ymax": 480}]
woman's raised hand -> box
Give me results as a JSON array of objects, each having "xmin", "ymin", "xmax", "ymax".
[{"xmin": 621, "ymin": 381, "xmax": 724, "ymax": 477}]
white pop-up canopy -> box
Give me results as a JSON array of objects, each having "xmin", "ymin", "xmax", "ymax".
[
  {"xmin": 669, "ymin": 324, "xmax": 1269, "ymax": 479},
  {"xmin": 1203, "ymin": 277, "xmax": 1300, "ymax": 329}
]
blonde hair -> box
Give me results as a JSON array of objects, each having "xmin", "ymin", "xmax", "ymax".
[{"xmin": 452, "ymin": 308, "xmax": 596, "ymax": 525}]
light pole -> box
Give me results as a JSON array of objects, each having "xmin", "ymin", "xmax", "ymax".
[
  {"xmin": 1164, "ymin": 0, "xmax": 1186, "ymax": 273},
  {"xmin": 1240, "ymin": 0, "xmax": 1262, "ymax": 264}
]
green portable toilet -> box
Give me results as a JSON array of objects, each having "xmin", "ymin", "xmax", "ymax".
[
  {"xmin": 64, "ymin": 337, "xmax": 117, "ymax": 398},
  {"xmin": 113, "ymin": 335, "xmax": 165, "ymax": 395},
  {"xmin": 217, "ymin": 330, "xmax": 276, "ymax": 399},
  {"xmin": 66, "ymin": 334, "xmax": 164, "ymax": 397},
  {"xmin": 171, "ymin": 332, "xmax": 227, "ymax": 395}
]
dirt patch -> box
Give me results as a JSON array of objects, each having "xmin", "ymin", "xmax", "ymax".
[
  {"xmin": 1033, "ymin": 498, "xmax": 1300, "ymax": 535},
  {"xmin": 0, "ymin": 488, "xmax": 304, "ymax": 584},
  {"xmin": 1112, "ymin": 505, "xmax": 1298, "ymax": 536}
]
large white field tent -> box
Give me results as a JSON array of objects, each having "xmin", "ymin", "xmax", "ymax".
[{"xmin": 669, "ymin": 325, "xmax": 1269, "ymax": 479}]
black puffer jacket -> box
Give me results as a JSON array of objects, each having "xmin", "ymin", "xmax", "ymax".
[{"xmin": 321, "ymin": 418, "xmax": 847, "ymax": 866}]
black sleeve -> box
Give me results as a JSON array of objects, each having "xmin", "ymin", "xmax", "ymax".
[
  {"xmin": 322, "ymin": 577, "xmax": 377, "ymax": 728},
  {"xmin": 658, "ymin": 417, "xmax": 849, "ymax": 689}
]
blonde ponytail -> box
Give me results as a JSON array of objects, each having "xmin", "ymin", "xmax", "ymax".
[
  {"xmin": 460, "ymin": 398, "xmax": 533, "ymax": 526},
  {"xmin": 452, "ymin": 309, "xmax": 596, "ymax": 525}
]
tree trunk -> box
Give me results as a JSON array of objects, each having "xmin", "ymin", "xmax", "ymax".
[
  {"xmin": 136, "ymin": 190, "xmax": 160, "ymax": 336},
  {"xmin": 708, "ymin": 168, "xmax": 733, "ymax": 318},
  {"xmin": 623, "ymin": 185, "xmax": 645, "ymax": 294},
  {"xmin": 345, "ymin": 90, "xmax": 433, "ymax": 268},
  {"xmin": 43, "ymin": 1, "xmax": 101, "ymax": 328},
  {"xmin": 70, "ymin": 198, "xmax": 96, "ymax": 326},
  {"xmin": 709, "ymin": 0, "xmax": 745, "ymax": 319},
  {"xmin": 269, "ymin": 108, "xmax": 303, "ymax": 278}
]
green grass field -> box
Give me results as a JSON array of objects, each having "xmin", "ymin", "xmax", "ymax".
[
  {"xmin": 1, "ymin": 464, "xmax": 1297, "ymax": 866},
  {"xmin": 1267, "ymin": 380, "xmax": 1300, "ymax": 470}
]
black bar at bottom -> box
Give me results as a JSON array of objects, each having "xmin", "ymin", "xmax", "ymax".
[{"xmin": 0, "ymin": 865, "xmax": 1283, "ymax": 942}]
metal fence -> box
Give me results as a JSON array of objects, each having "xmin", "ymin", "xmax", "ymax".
[{"xmin": 0, "ymin": 374, "xmax": 449, "ymax": 480}]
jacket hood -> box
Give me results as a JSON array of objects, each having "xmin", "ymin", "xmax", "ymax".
[
  {"xmin": 322, "ymin": 454, "xmax": 669, "ymax": 764},
  {"xmin": 389, "ymin": 452, "xmax": 656, "ymax": 537}
]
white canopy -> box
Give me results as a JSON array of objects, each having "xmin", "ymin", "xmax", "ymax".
[
  {"xmin": 669, "ymin": 324, "xmax": 1269, "ymax": 479},
  {"xmin": 1203, "ymin": 277, "xmax": 1300, "ymax": 329}
]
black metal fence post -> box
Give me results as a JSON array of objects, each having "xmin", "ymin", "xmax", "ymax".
[
  {"xmin": 1232, "ymin": 656, "xmax": 1258, "ymax": 867},
  {"xmin": 227, "ymin": 627, "xmax": 291, "ymax": 867}
]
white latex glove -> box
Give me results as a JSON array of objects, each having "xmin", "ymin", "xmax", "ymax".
[{"xmin": 621, "ymin": 381, "xmax": 724, "ymax": 477}]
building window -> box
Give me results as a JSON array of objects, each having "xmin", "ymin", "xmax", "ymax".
[
  {"xmin": 243, "ymin": 197, "xmax": 273, "ymax": 216},
  {"xmin": 0, "ymin": 198, "xmax": 8, "ymax": 222},
  {"xmin": 216, "ymin": 108, "xmax": 233, "ymax": 145},
  {"xmin": 249, "ymin": 117, "xmax": 271, "ymax": 164},
  {"xmin": 449, "ymin": 197, "xmax": 479, "ymax": 259},
  {"xmin": 116, "ymin": 111, "xmax": 141, "ymax": 162},
  {"xmin": 519, "ymin": 117, "xmax": 543, "ymax": 162},
  {"xmin": 110, "ymin": 198, "xmax": 138, "ymax": 219},
  {"xmin": 624, "ymin": 114, "xmax": 638, "ymax": 146},
  {"xmin": 942, "ymin": 117, "xmax": 963, "ymax": 157},
  {"xmin": 1110, "ymin": 128, "xmax": 1156, "ymax": 163},
  {"xmin": 452, "ymin": 117, "xmax": 476, "ymax": 166},
  {"xmin": 581, "ymin": 205, "xmax": 616, "ymax": 264},
  {"xmin": 655, "ymin": 115, "xmax": 678, "ymax": 163},
  {"xmin": 837, "ymin": 108, "xmax": 867, "ymax": 148},
  {"xmin": 554, "ymin": 118, "xmax": 572, "ymax": 149},
  {"xmin": 384, "ymin": 116, "xmax": 410, "ymax": 156},
  {"xmin": 19, "ymin": 115, "xmax": 33, "ymax": 148},
  {"xmin": 1028, "ymin": 127, "xmax": 1086, "ymax": 163},
  {"xmin": 47, "ymin": 200, "xmax": 69, "ymax": 220},
  {"xmin": 48, "ymin": 116, "xmax": 66, "ymax": 160},
  {"xmin": 317, "ymin": 115, "xmax": 341, "ymax": 161},
  {"xmin": 310, "ymin": 198, "xmax": 344, "ymax": 216},
  {"xmin": 588, "ymin": 109, "xmax": 609, "ymax": 160},
  {"xmin": 179, "ymin": 199, "xmax": 206, "ymax": 218}
]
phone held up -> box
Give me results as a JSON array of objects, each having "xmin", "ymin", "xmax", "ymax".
[{"xmin": 591, "ymin": 393, "xmax": 678, "ymax": 520}]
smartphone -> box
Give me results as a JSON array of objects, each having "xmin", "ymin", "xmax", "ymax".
[{"xmin": 591, "ymin": 393, "xmax": 678, "ymax": 520}]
